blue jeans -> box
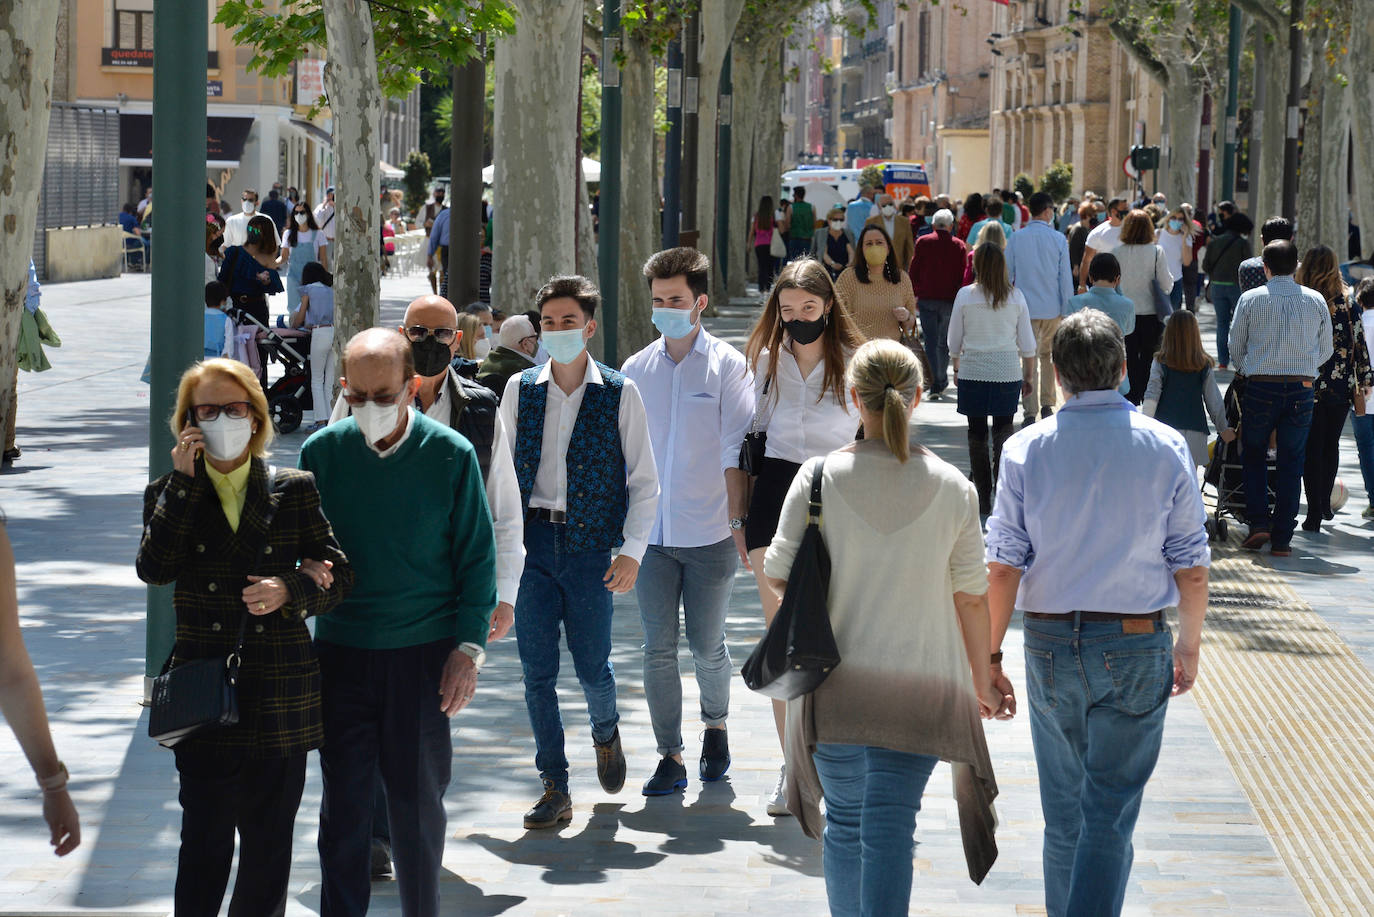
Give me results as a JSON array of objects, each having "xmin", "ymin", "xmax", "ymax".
[
  {"xmin": 1211, "ymin": 283, "xmax": 1241, "ymax": 366},
  {"xmin": 1351, "ymin": 409, "xmax": 1374, "ymax": 506},
  {"xmin": 1240, "ymin": 380, "xmax": 1314, "ymax": 546},
  {"xmin": 1023, "ymin": 614, "xmax": 1173, "ymax": 917},
  {"xmin": 636, "ymin": 538, "xmax": 737, "ymax": 756},
  {"xmin": 515, "ymin": 518, "xmax": 619, "ymax": 794},
  {"xmin": 1168, "ymin": 278, "xmax": 1184, "ymax": 312},
  {"xmin": 811, "ymin": 744, "xmax": 939, "ymax": 917},
  {"xmin": 787, "ymin": 236, "xmax": 811, "ymax": 262},
  {"xmin": 917, "ymin": 298, "xmax": 954, "ymax": 392}
]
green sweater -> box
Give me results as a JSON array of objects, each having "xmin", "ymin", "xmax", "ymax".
[{"xmin": 299, "ymin": 411, "xmax": 497, "ymax": 650}]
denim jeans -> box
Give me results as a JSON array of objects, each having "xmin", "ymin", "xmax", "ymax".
[
  {"xmin": 515, "ymin": 518, "xmax": 619, "ymax": 794},
  {"xmin": 1023, "ymin": 614, "xmax": 1173, "ymax": 917},
  {"xmin": 811, "ymin": 744, "xmax": 939, "ymax": 917},
  {"xmin": 917, "ymin": 298, "xmax": 954, "ymax": 392},
  {"xmin": 1211, "ymin": 283, "xmax": 1242, "ymax": 366},
  {"xmin": 787, "ymin": 236, "xmax": 812, "ymax": 262},
  {"xmin": 635, "ymin": 538, "xmax": 737, "ymax": 756},
  {"xmin": 1351, "ymin": 409, "xmax": 1374, "ymax": 506},
  {"xmin": 1240, "ymin": 380, "xmax": 1314, "ymax": 546},
  {"xmin": 1168, "ymin": 278, "xmax": 1184, "ymax": 312}
]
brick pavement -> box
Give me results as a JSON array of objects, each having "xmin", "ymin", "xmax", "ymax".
[{"xmin": 3, "ymin": 272, "xmax": 1358, "ymax": 914}]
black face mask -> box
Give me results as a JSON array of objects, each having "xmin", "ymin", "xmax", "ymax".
[
  {"xmin": 411, "ymin": 337, "xmax": 452, "ymax": 377},
  {"xmin": 784, "ymin": 314, "xmax": 827, "ymax": 345}
]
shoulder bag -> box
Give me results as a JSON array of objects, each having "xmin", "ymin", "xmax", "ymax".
[
  {"xmin": 149, "ymin": 466, "xmax": 280, "ymax": 748},
  {"xmin": 741, "ymin": 459, "xmax": 841, "ymax": 700},
  {"xmin": 1345, "ymin": 299, "xmax": 1367, "ymax": 417},
  {"xmin": 738, "ymin": 376, "xmax": 772, "ymax": 476},
  {"xmin": 1149, "ymin": 248, "xmax": 1174, "ymax": 319},
  {"xmin": 770, "ymin": 226, "xmax": 787, "ymax": 259}
]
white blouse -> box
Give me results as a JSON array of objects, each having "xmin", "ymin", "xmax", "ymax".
[
  {"xmin": 754, "ymin": 346, "xmax": 858, "ymax": 464},
  {"xmin": 948, "ymin": 284, "xmax": 1036, "ymax": 383}
]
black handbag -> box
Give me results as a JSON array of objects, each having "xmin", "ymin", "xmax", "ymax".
[
  {"xmin": 741, "ymin": 458, "xmax": 840, "ymax": 700},
  {"xmin": 148, "ymin": 467, "xmax": 279, "ymax": 748},
  {"xmin": 738, "ymin": 377, "xmax": 771, "ymax": 476},
  {"xmin": 1149, "ymin": 249, "xmax": 1174, "ymax": 319}
]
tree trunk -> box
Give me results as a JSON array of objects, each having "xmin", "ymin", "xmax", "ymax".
[
  {"xmin": 692, "ymin": 0, "xmax": 746, "ymax": 302},
  {"xmin": 575, "ymin": 149, "xmax": 604, "ymax": 363},
  {"xmin": 0, "ymin": 2, "xmax": 60, "ymax": 446},
  {"xmin": 323, "ymin": 0, "xmax": 382, "ymax": 371},
  {"xmin": 1254, "ymin": 32, "xmax": 1289, "ymax": 222},
  {"xmin": 1294, "ymin": 24, "xmax": 1350, "ymax": 256},
  {"xmin": 1161, "ymin": 61, "xmax": 1204, "ymax": 215},
  {"xmin": 493, "ymin": 0, "xmax": 582, "ymax": 312},
  {"xmin": 1349, "ymin": 0, "xmax": 1374, "ymax": 259},
  {"xmin": 751, "ymin": 40, "xmax": 786, "ymax": 243},
  {"xmin": 616, "ymin": 28, "xmax": 659, "ymax": 360},
  {"xmin": 726, "ymin": 38, "xmax": 764, "ymax": 301}
]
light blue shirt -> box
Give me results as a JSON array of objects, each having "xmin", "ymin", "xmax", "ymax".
[
  {"xmin": 300, "ymin": 282, "xmax": 335, "ymax": 326},
  {"xmin": 1228, "ymin": 276, "xmax": 1333, "ymax": 378},
  {"xmin": 25, "ymin": 259, "xmax": 40, "ymax": 314},
  {"xmin": 845, "ymin": 198, "xmax": 874, "ymax": 240},
  {"xmin": 1066, "ymin": 288, "xmax": 1135, "ymax": 395},
  {"xmin": 966, "ymin": 217, "xmax": 1013, "ymax": 247},
  {"xmin": 1006, "ymin": 219, "xmax": 1074, "ymax": 320},
  {"xmin": 427, "ymin": 206, "xmax": 451, "ymax": 254},
  {"xmin": 985, "ymin": 390, "xmax": 1210, "ymax": 613}
]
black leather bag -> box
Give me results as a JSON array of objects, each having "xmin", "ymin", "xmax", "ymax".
[
  {"xmin": 738, "ymin": 377, "xmax": 771, "ymax": 476},
  {"xmin": 741, "ymin": 459, "xmax": 840, "ymax": 700},
  {"xmin": 148, "ymin": 467, "xmax": 279, "ymax": 748}
]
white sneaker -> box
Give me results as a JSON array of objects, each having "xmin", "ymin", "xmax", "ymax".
[{"xmin": 766, "ymin": 765, "xmax": 791, "ymax": 817}]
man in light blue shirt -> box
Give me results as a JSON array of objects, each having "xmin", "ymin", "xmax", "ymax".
[
  {"xmin": 844, "ymin": 184, "xmax": 876, "ymax": 241},
  {"xmin": 985, "ymin": 309, "xmax": 1210, "ymax": 917},
  {"xmin": 1228, "ymin": 239, "xmax": 1334, "ymax": 555},
  {"xmin": 1007, "ymin": 191, "xmax": 1075, "ymax": 425},
  {"xmin": 427, "ymin": 204, "xmax": 451, "ymax": 297},
  {"xmin": 621, "ymin": 247, "xmax": 755, "ymax": 798}
]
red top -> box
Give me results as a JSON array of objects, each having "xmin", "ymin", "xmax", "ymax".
[
  {"xmin": 909, "ymin": 230, "xmax": 970, "ymax": 302},
  {"xmin": 955, "ymin": 213, "xmax": 975, "ymax": 241}
]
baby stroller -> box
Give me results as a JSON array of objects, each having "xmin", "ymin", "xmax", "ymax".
[
  {"xmin": 1202, "ymin": 376, "xmax": 1276, "ymax": 541},
  {"xmin": 224, "ymin": 303, "xmax": 313, "ymax": 433}
]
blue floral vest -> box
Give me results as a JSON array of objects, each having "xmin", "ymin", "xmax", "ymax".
[{"xmin": 514, "ymin": 362, "xmax": 628, "ymax": 552}]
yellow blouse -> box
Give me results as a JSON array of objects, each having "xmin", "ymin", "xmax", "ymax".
[{"xmin": 204, "ymin": 459, "xmax": 250, "ymax": 532}]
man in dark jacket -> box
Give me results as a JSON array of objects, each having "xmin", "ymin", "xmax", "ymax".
[
  {"xmin": 259, "ymin": 187, "xmax": 289, "ymax": 234},
  {"xmin": 1201, "ymin": 211, "xmax": 1253, "ymax": 369},
  {"xmin": 909, "ymin": 208, "xmax": 969, "ymax": 398},
  {"xmin": 477, "ymin": 314, "xmax": 539, "ymax": 398}
]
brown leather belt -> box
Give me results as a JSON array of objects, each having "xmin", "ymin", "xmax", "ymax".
[
  {"xmin": 1247, "ymin": 374, "xmax": 1312, "ymax": 382},
  {"xmin": 1024, "ymin": 609, "xmax": 1163, "ymax": 623}
]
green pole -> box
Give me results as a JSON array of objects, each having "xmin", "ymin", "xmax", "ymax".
[
  {"xmin": 715, "ymin": 45, "xmax": 732, "ymax": 284},
  {"xmin": 146, "ymin": 0, "xmax": 209, "ymax": 682},
  {"xmin": 598, "ymin": 0, "xmax": 623, "ymax": 363},
  {"xmin": 1220, "ymin": 4, "xmax": 1243, "ymax": 202}
]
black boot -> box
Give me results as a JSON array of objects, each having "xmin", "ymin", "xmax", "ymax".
[
  {"xmin": 991, "ymin": 424, "xmax": 1014, "ymax": 512},
  {"xmin": 968, "ymin": 431, "xmax": 993, "ymax": 515}
]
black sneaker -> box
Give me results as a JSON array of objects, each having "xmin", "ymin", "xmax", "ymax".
[
  {"xmin": 593, "ymin": 727, "xmax": 627, "ymax": 793},
  {"xmin": 642, "ymin": 756, "xmax": 688, "ymax": 796},
  {"xmin": 1040, "ymin": 406, "xmax": 1053, "ymax": 419},
  {"xmin": 369, "ymin": 838, "xmax": 393, "ymax": 879},
  {"xmin": 699, "ymin": 728, "xmax": 730, "ymax": 782},
  {"xmin": 523, "ymin": 779, "xmax": 573, "ymax": 829}
]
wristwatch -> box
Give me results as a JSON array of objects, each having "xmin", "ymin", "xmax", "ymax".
[
  {"xmin": 457, "ymin": 641, "xmax": 486, "ymax": 671},
  {"xmin": 729, "ymin": 517, "xmax": 748, "ymax": 531}
]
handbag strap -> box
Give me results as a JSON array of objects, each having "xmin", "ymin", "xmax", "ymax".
[
  {"xmin": 748, "ymin": 375, "xmax": 773, "ymax": 434},
  {"xmin": 807, "ymin": 457, "xmax": 826, "ymax": 527}
]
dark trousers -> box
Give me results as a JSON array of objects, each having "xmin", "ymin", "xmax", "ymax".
[
  {"xmin": 1241, "ymin": 380, "xmax": 1314, "ymax": 547},
  {"xmin": 317, "ymin": 638, "xmax": 454, "ymax": 917},
  {"xmin": 917, "ymin": 298, "xmax": 955, "ymax": 392},
  {"xmin": 1124, "ymin": 314, "xmax": 1163, "ymax": 405},
  {"xmin": 173, "ymin": 745, "xmax": 307, "ymax": 917},
  {"xmin": 755, "ymin": 245, "xmax": 777, "ymax": 292},
  {"xmin": 1303, "ymin": 399, "xmax": 1349, "ymax": 524}
]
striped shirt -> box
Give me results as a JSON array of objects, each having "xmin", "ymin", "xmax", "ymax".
[{"xmin": 1228, "ymin": 276, "xmax": 1334, "ymax": 378}]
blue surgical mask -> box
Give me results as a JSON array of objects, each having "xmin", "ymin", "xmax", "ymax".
[
  {"xmin": 542, "ymin": 328, "xmax": 588, "ymax": 364},
  {"xmin": 651, "ymin": 304, "xmax": 699, "ymax": 339},
  {"xmin": 1168, "ymin": 219, "xmax": 1183, "ymax": 232}
]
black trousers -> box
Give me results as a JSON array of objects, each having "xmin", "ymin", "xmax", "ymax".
[
  {"xmin": 317, "ymin": 638, "xmax": 454, "ymax": 917},
  {"xmin": 755, "ymin": 244, "xmax": 776, "ymax": 292},
  {"xmin": 1303, "ymin": 399, "xmax": 1349, "ymax": 522},
  {"xmin": 1125, "ymin": 314, "xmax": 1164, "ymax": 405},
  {"xmin": 173, "ymin": 744, "xmax": 307, "ymax": 917}
]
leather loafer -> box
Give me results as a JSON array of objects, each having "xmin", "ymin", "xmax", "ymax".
[
  {"xmin": 1241, "ymin": 530, "xmax": 1270, "ymax": 551},
  {"xmin": 642, "ymin": 756, "xmax": 688, "ymax": 796},
  {"xmin": 699, "ymin": 728, "xmax": 730, "ymax": 782},
  {"xmin": 594, "ymin": 727, "xmax": 627, "ymax": 793},
  {"xmin": 523, "ymin": 780, "xmax": 572, "ymax": 829},
  {"xmin": 369, "ymin": 838, "xmax": 393, "ymax": 879}
]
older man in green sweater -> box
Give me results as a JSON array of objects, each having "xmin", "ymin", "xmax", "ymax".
[{"xmin": 301, "ymin": 328, "xmax": 496, "ymax": 917}]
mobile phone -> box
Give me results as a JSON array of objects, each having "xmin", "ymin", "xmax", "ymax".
[{"xmin": 185, "ymin": 407, "xmax": 197, "ymax": 430}]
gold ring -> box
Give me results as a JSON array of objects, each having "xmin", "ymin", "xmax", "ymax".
[{"xmin": 258, "ymin": 601, "xmax": 266, "ymax": 611}]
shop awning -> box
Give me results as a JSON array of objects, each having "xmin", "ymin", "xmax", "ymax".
[
  {"xmin": 379, "ymin": 160, "xmax": 404, "ymax": 180},
  {"xmin": 119, "ymin": 114, "xmax": 255, "ymax": 168},
  {"xmin": 288, "ymin": 117, "xmax": 332, "ymax": 147}
]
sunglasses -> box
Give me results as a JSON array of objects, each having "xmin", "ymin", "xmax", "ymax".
[
  {"xmin": 403, "ymin": 325, "xmax": 457, "ymax": 345},
  {"xmin": 342, "ymin": 387, "xmax": 408, "ymax": 408},
  {"xmin": 192, "ymin": 401, "xmax": 251, "ymax": 422}
]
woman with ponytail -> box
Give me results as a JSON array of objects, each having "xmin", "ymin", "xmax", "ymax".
[
  {"xmin": 217, "ymin": 213, "xmax": 284, "ymax": 329},
  {"xmin": 764, "ymin": 338, "xmax": 1010, "ymax": 911}
]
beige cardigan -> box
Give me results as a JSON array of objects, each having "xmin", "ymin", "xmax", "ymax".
[{"xmin": 764, "ymin": 442, "xmax": 1000, "ymax": 883}]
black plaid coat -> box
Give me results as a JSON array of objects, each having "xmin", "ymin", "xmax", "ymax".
[{"xmin": 137, "ymin": 457, "xmax": 353, "ymax": 757}]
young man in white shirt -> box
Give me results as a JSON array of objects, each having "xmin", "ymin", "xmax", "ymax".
[
  {"xmin": 498, "ymin": 275, "xmax": 659, "ymax": 829},
  {"xmin": 222, "ymin": 188, "xmax": 258, "ymax": 249},
  {"xmin": 1077, "ymin": 197, "xmax": 1127, "ymax": 291},
  {"xmin": 621, "ymin": 248, "xmax": 755, "ymax": 796},
  {"xmin": 314, "ymin": 187, "xmax": 337, "ymax": 264}
]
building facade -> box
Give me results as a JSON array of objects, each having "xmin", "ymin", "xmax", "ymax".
[
  {"xmin": 890, "ymin": 0, "xmax": 997, "ymax": 199},
  {"xmin": 836, "ymin": 1, "xmax": 895, "ymax": 163}
]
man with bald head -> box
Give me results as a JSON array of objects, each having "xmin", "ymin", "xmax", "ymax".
[
  {"xmin": 302, "ymin": 327, "xmax": 497, "ymax": 917},
  {"xmin": 865, "ymin": 191, "xmax": 915, "ymax": 270}
]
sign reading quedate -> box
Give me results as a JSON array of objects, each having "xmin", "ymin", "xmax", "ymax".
[{"xmin": 102, "ymin": 49, "xmax": 220, "ymax": 69}]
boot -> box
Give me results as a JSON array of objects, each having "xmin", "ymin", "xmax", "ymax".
[
  {"xmin": 991, "ymin": 424, "xmax": 1015, "ymax": 512},
  {"xmin": 967, "ymin": 430, "xmax": 993, "ymax": 515}
]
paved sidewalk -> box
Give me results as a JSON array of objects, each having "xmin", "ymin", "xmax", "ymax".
[{"xmin": 3, "ymin": 273, "xmax": 1368, "ymax": 914}]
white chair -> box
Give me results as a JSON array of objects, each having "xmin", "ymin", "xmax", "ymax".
[{"xmin": 120, "ymin": 231, "xmax": 146, "ymax": 273}]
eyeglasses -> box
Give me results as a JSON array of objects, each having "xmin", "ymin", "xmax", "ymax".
[
  {"xmin": 403, "ymin": 325, "xmax": 457, "ymax": 345},
  {"xmin": 342, "ymin": 387, "xmax": 408, "ymax": 407},
  {"xmin": 192, "ymin": 401, "xmax": 251, "ymax": 422},
  {"xmin": 294, "ymin": 210, "xmax": 307, "ymax": 215}
]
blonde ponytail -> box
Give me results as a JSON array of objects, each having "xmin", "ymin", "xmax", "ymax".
[{"xmin": 846, "ymin": 339, "xmax": 922, "ymax": 462}]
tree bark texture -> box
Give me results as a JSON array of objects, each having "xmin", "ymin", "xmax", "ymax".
[
  {"xmin": 1349, "ymin": 0, "xmax": 1374, "ymax": 259},
  {"xmin": 323, "ymin": 0, "xmax": 382, "ymax": 371},
  {"xmin": 1294, "ymin": 24, "xmax": 1349, "ymax": 257},
  {"xmin": 1161, "ymin": 60, "xmax": 1205, "ymax": 216},
  {"xmin": 725, "ymin": 36, "xmax": 764, "ymax": 301},
  {"xmin": 1233, "ymin": 0, "xmax": 1288, "ymax": 221},
  {"xmin": 0, "ymin": 2, "xmax": 59, "ymax": 445},
  {"xmin": 493, "ymin": 0, "xmax": 582, "ymax": 317},
  {"xmin": 692, "ymin": 0, "xmax": 746, "ymax": 306},
  {"xmin": 751, "ymin": 40, "xmax": 785, "ymax": 253},
  {"xmin": 615, "ymin": 28, "xmax": 660, "ymax": 360}
]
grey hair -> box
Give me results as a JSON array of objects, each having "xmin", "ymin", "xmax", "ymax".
[
  {"xmin": 931, "ymin": 208, "xmax": 955, "ymax": 228},
  {"xmin": 1052, "ymin": 309, "xmax": 1126, "ymax": 396}
]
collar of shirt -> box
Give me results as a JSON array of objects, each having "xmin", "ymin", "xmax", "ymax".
[
  {"xmin": 204, "ymin": 457, "xmax": 251, "ymax": 531},
  {"xmin": 1057, "ymin": 389, "xmax": 1134, "ymax": 413},
  {"xmin": 1265, "ymin": 275, "xmax": 1298, "ymax": 293},
  {"xmin": 536, "ymin": 354, "xmax": 603, "ymax": 391},
  {"xmin": 367, "ymin": 406, "xmax": 416, "ymax": 458},
  {"xmin": 417, "ymin": 369, "xmax": 459, "ymax": 424},
  {"xmin": 657, "ymin": 325, "xmax": 711, "ymax": 363}
]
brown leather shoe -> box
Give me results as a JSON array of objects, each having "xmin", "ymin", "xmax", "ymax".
[
  {"xmin": 594, "ymin": 727, "xmax": 627, "ymax": 793},
  {"xmin": 523, "ymin": 780, "xmax": 572, "ymax": 829}
]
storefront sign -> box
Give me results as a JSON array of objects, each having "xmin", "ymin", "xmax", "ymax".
[
  {"xmin": 297, "ymin": 59, "xmax": 326, "ymax": 102},
  {"xmin": 207, "ymin": 80, "xmax": 223, "ymax": 97},
  {"xmin": 102, "ymin": 49, "xmax": 219, "ymax": 69}
]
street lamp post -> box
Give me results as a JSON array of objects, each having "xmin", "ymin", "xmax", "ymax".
[{"xmin": 599, "ymin": 0, "xmax": 623, "ymax": 362}]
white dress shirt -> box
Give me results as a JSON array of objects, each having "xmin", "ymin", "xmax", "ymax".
[
  {"xmin": 499, "ymin": 358, "xmax": 660, "ymax": 563},
  {"xmin": 314, "ymin": 202, "xmax": 337, "ymax": 241},
  {"xmin": 223, "ymin": 211, "xmax": 251, "ymax": 248},
  {"xmin": 622, "ymin": 327, "xmax": 755, "ymax": 548},
  {"xmin": 330, "ymin": 370, "xmax": 525, "ymax": 606},
  {"xmin": 755, "ymin": 346, "xmax": 859, "ymax": 464},
  {"xmin": 1085, "ymin": 220, "xmax": 1122, "ymax": 254}
]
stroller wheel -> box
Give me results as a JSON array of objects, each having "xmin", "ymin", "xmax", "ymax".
[
  {"xmin": 271, "ymin": 395, "xmax": 303, "ymax": 434},
  {"xmin": 1205, "ymin": 518, "xmax": 1216, "ymax": 542},
  {"xmin": 1216, "ymin": 517, "xmax": 1229, "ymax": 541}
]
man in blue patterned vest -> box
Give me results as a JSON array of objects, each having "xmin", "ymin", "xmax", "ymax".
[{"xmin": 496, "ymin": 275, "xmax": 660, "ymax": 829}]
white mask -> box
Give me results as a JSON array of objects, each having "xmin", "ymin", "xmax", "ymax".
[
  {"xmin": 294, "ymin": 213, "xmax": 308, "ymax": 225},
  {"xmin": 241, "ymin": 200, "xmax": 255, "ymax": 214},
  {"xmin": 881, "ymin": 205, "xmax": 896, "ymax": 218},
  {"xmin": 474, "ymin": 338, "xmax": 492, "ymax": 360},
  {"xmin": 353, "ymin": 401, "xmax": 405, "ymax": 447},
  {"xmin": 830, "ymin": 220, "xmax": 845, "ymax": 231},
  {"xmin": 199, "ymin": 414, "xmax": 254, "ymax": 462}
]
